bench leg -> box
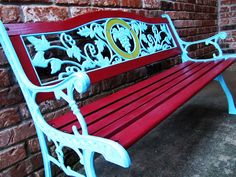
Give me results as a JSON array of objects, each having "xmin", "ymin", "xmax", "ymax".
[
  {"xmin": 36, "ymin": 125, "xmax": 52, "ymax": 177},
  {"xmin": 83, "ymin": 150, "xmax": 96, "ymax": 177},
  {"xmin": 215, "ymin": 74, "xmax": 236, "ymax": 115}
]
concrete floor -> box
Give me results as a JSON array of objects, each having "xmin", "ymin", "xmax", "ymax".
[{"xmin": 93, "ymin": 70, "xmax": 236, "ymax": 177}]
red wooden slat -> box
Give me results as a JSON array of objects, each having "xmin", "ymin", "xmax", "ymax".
[
  {"xmin": 91, "ymin": 62, "xmax": 218, "ymax": 138},
  {"xmin": 59, "ymin": 62, "xmax": 204, "ymax": 133},
  {"xmin": 110, "ymin": 59, "xmax": 235, "ymax": 148},
  {"xmin": 48, "ymin": 62, "xmax": 194, "ymax": 129},
  {"xmin": 7, "ymin": 10, "xmax": 182, "ymax": 103}
]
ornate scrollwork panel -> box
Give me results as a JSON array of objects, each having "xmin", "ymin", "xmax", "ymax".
[{"xmin": 21, "ymin": 18, "xmax": 177, "ymax": 86}]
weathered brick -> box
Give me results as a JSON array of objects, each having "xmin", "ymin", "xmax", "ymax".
[
  {"xmin": 121, "ymin": 0, "xmax": 142, "ymax": 8},
  {"xmin": 22, "ymin": 6, "xmax": 69, "ymax": 22},
  {"xmin": 0, "ymin": 107, "xmax": 20, "ymax": 129},
  {"xmin": 55, "ymin": 0, "xmax": 89, "ymax": 5},
  {"xmin": 27, "ymin": 137, "xmax": 40, "ymax": 153},
  {"xmin": 0, "ymin": 143, "xmax": 26, "ymax": 171},
  {"xmin": 92, "ymin": 0, "xmax": 119, "ymax": 6},
  {"xmin": 0, "ymin": 120, "xmax": 35, "ymax": 148},
  {"xmin": 0, "ymin": 49, "xmax": 9, "ymax": 66},
  {"xmin": 70, "ymin": 7, "xmax": 102, "ymax": 17},
  {"xmin": 0, "ymin": 5, "xmax": 21, "ymax": 23},
  {"xmin": 143, "ymin": 0, "xmax": 160, "ymax": 9},
  {"xmin": 0, "ymin": 68, "xmax": 11, "ymax": 87},
  {"xmin": 0, "ymin": 86, "xmax": 24, "ymax": 107},
  {"xmin": 0, "ymin": 152, "xmax": 43, "ymax": 177}
]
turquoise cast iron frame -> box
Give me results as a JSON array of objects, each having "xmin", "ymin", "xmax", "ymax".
[{"xmin": 0, "ymin": 11, "xmax": 236, "ymax": 177}]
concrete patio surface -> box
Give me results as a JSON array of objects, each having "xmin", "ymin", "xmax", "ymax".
[{"xmin": 93, "ymin": 69, "xmax": 236, "ymax": 177}]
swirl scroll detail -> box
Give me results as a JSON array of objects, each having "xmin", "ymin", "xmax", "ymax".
[{"xmin": 22, "ymin": 18, "xmax": 177, "ymax": 85}]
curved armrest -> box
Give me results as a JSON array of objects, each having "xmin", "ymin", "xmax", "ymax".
[
  {"xmin": 180, "ymin": 32, "xmax": 231, "ymax": 62},
  {"xmin": 32, "ymin": 106, "xmax": 131, "ymax": 176}
]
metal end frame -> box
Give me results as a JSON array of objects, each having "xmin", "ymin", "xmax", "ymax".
[
  {"xmin": 162, "ymin": 14, "xmax": 236, "ymax": 115},
  {"xmin": 215, "ymin": 75, "xmax": 236, "ymax": 115},
  {"xmin": 0, "ymin": 20, "xmax": 131, "ymax": 177}
]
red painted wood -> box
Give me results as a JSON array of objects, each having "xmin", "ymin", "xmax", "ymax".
[
  {"xmin": 111, "ymin": 59, "xmax": 235, "ymax": 148},
  {"xmin": 48, "ymin": 62, "xmax": 194, "ymax": 128},
  {"xmin": 59, "ymin": 62, "xmax": 213, "ymax": 134},
  {"xmin": 6, "ymin": 10, "xmax": 181, "ymax": 103},
  {"xmin": 49, "ymin": 59, "xmax": 235, "ymax": 149},
  {"xmin": 88, "ymin": 48, "xmax": 181, "ymax": 84},
  {"xmin": 58, "ymin": 62, "xmax": 202, "ymax": 133}
]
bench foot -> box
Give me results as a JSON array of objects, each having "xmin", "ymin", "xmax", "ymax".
[
  {"xmin": 83, "ymin": 150, "xmax": 96, "ymax": 177},
  {"xmin": 215, "ymin": 74, "xmax": 236, "ymax": 115},
  {"xmin": 35, "ymin": 126, "xmax": 52, "ymax": 177}
]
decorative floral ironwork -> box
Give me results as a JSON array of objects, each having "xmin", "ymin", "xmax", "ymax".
[{"xmin": 22, "ymin": 18, "xmax": 176, "ymax": 85}]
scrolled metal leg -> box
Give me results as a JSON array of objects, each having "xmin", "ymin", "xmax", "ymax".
[
  {"xmin": 35, "ymin": 126, "xmax": 52, "ymax": 177},
  {"xmin": 83, "ymin": 150, "xmax": 96, "ymax": 177},
  {"xmin": 215, "ymin": 74, "xmax": 236, "ymax": 115}
]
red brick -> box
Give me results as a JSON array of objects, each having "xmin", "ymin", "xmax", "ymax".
[
  {"xmin": 0, "ymin": 107, "xmax": 20, "ymax": 129},
  {"xmin": 55, "ymin": 0, "xmax": 89, "ymax": 5},
  {"xmin": 0, "ymin": 143, "xmax": 26, "ymax": 170},
  {"xmin": 231, "ymin": 5, "xmax": 236, "ymax": 11},
  {"xmin": 0, "ymin": 86, "xmax": 24, "ymax": 107},
  {"xmin": 0, "ymin": 5, "xmax": 21, "ymax": 23},
  {"xmin": 121, "ymin": 0, "xmax": 142, "ymax": 8},
  {"xmin": 70, "ymin": 7, "xmax": 102, "ymax": 17},
  {"xmin": 92, "ymin": 0, "xmax": 119, "ymax": 6},
  {"xmin": 22, "ymin": 6, "xmax": 69, "ymax": 22},
  {"xmin": 19, "ymin": 103, "xmax": 31, "ymax": 120},
  {"xmin": 0, "ymin": 68, "xmax": 11, "ymax": 87},
  {"xmin": 143, "ymin": 0, "xmax": 160, "ymax": 9},
  {"xmin": 0, "ymin": 49, "xmax": 9, "ymax": 66},
  {"xmin": 0, "ymin": 120, "xmax": 36, "ymax": 148},
  {"xmin": 27, "ymin": 137, "xmax": 40, "ymax": 153},
  {"xmin": 0, "ymin": 152, "xmax": 43, "ymax": 177}
]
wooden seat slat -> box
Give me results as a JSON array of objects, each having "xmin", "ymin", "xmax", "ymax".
[
  {"xmin": 58, "ymin": 60, "xmax": 224, "ymax": 137},
  {"xmin": 91, "ymin": 61, "xmax": 221, "ymax": 139},
  {"xmin": 48, "ymin": 62, "xmax": 194, "ymax": 129},
  {"xmin": 110, "ymin": 59, "xmax": 235, "ymax": 148},
  {"xmin": 58, "ymin": 62, "xmax": 204, "ymax": 133}
]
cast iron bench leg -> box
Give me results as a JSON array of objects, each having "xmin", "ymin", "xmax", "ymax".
[
  {"xmin": 215, "ymin": 74, "xmax": 236, "ymax": 114},
  {"xmin": 36, "ymin": 125, "xmax": 52, "ymax": 177},
  {"xmin": 83, "ymin": 150, "xmax": 96, "ymax": 177}
]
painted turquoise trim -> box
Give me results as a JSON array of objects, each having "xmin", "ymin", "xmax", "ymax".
[
  {"xmin": 21, "ymin": 18, "xmax": 177, "ymax": 86},
  {"xmin": 162, "ymin": 14, "xmax": 236, "ymax": 63},
  {"xmin": 215, "ymin": 74, "xmax": 236, "ymax": 115},
  {"xmin": 0, "ymin": 20, "xmax": 131, "ymax": 177}
]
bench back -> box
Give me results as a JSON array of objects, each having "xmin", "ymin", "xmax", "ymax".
[{"xmin": 2, "ymin": 11, "xmax": 181, "ymax": 102}]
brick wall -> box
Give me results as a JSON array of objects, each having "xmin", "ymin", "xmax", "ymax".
[
  {"xmin": 219, "ymin": 0, "xmax": 236, "ymax": 54},
  {"xmin": 0, "ymin": 1, "xmax": 219, "ymax": 177}
]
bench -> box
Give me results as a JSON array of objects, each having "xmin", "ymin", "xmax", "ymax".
[{"xmin": 1, "ymin": 10, "xmax": 236, "ymax": 177}]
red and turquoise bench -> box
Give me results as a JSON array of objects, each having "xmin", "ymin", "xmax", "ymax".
[{"xmin": 0, "ymin": 10, "xmax": 236, "ymax": 177}]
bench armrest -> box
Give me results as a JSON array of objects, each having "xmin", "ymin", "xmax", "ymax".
[
  {"xmin": 161, "ymin": 14, "xmax": 236, "ymax": 62},
  {"xmin": 180, "ymin": 32, "xmax": 236, "ymax": 62},
  {"xmin": 32, "ymin": 104, "xmax": 130, "ymax": 176}
]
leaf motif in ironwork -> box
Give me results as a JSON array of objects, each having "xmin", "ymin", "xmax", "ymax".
[
  {"xmin": 66, "ymin": 46, "xmax": 82, "ymax": 62},
  {"xmin": 32, "ymin": 51, "xmax": 49, "ymax": 68},
  {"xmin": 77, "ymin": 26, "xmax": 95, "ymax": 38},
  {"xmin": 27, "ymin": 35, "xmax": 50, "ymax": 51},
  {"xmin": 50, "ymin": 58, "xmax": 63, "ymax": 74},
  {"xmin": 94, "ymin": 25, "xmax": 104, "ymax": 39},
  {"xmin": 95, "ymin": 40, "xmax": 105, "ymax": 52},
  {"xmin": 139, "ymin": 22, "xmax": 147, "ymax": 32}
]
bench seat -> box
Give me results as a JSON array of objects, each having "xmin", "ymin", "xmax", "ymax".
[{"xmin": 49, "ymin": 59, "xmax": 234, "ymax": 148}]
